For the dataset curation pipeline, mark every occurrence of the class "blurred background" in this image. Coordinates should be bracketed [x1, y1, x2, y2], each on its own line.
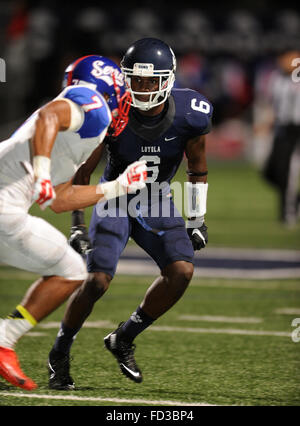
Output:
[0, 0, 299, 248]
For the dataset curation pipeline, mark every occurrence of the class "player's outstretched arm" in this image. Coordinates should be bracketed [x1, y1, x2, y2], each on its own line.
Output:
[31, 100, 74, 210]
[50, 160, 147, 213]
[184, 135, 208, 250]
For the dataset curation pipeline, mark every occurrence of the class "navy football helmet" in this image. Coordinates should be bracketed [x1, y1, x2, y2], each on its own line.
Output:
[121, 38, 176, 111]
[63, 55, 131, 136]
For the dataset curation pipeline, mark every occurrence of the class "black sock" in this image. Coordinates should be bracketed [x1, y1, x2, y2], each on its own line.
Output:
[51, 322, 81, 356]
[119, 306, 154, 343]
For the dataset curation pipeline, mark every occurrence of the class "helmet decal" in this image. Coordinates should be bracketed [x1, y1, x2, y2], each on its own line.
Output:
[63, 55, 131, 137]
[91, 60, 125, 87]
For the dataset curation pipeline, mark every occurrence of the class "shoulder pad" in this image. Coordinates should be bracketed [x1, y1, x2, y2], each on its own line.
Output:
[60, 86, 111, 138]
[173, 88, 213, 136]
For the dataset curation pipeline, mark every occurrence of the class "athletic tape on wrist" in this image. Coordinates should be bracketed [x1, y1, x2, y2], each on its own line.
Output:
[97, 180, 127, 200]
[185, 182, 208, 218]
[33, 155, 51, 179]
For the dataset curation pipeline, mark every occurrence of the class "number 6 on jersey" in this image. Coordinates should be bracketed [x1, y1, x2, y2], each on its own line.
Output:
[191, 98, 211, 114]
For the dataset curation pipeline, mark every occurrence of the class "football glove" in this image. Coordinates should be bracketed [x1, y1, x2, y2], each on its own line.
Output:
[68, 225, 92, 256]
[99, 160, 148, 200]
[32, 155, 56, 210]
[186, 219, 208, 251]
[117, 160, 148, 193]
[32, 177, 56, 210]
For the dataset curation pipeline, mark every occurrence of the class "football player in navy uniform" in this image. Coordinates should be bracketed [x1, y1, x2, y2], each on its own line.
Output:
[0, 55, 147, 390]
[48, 38, 212, 389]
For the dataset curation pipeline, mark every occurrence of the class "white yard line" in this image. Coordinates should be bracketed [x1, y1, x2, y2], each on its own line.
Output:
[0, 391, 216, 406]
[178, 315, 263, 324]
[26, 332, 48, 337]
[38, 321, 291, 338]
[274, 308, 300, 315]
[150, 325, 290, 337]
[39, 320, 115, 329]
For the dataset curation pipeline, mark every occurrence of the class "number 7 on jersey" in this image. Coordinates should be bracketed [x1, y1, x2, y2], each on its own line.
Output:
[83, 95, 103, 112]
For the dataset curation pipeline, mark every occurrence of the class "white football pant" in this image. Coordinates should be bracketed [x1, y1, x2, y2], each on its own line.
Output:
[0, 213, 87, 280]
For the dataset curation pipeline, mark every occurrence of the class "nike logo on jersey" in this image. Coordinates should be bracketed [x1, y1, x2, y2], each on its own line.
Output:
[165, 136, 177, 141]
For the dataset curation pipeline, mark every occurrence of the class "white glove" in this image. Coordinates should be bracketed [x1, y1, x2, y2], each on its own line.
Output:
[117, 160, 147, 193]
[99, 160, 147, 200]
[32, 177, 56, 210]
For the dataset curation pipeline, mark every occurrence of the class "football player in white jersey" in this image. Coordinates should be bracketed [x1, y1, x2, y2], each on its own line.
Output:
[0, 55, 147, 390]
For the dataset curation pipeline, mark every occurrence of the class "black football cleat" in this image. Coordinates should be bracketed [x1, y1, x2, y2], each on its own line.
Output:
[104, 323, 143, 383]
[48, 350, 75, 390]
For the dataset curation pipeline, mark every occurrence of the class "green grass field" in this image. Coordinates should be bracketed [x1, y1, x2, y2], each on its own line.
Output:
[0, 272, 299, 406]
[0, 160, 299, 406]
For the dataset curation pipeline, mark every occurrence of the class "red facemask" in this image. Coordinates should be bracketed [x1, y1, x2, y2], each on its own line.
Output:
[108, 73, 132, 137]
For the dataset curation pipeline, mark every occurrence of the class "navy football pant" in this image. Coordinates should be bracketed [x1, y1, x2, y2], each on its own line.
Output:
[87, 196, 194, 277]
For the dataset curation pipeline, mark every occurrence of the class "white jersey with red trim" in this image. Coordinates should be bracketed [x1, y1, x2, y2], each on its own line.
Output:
[0, 85, 111, 213]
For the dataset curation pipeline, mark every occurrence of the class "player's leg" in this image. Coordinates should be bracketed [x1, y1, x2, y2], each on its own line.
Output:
[103, 260, 193, 384]
[62, 272, 112, 329]
[140, 260, 194, 318]
[48, 206, 131, 389]
[0, 213, 87, 390]
[104, 201, 194, 383]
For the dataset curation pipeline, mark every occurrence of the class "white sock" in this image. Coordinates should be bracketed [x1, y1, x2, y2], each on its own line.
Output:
[0, 305, 37, 349]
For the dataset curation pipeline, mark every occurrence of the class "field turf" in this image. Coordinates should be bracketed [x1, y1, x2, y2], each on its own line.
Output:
[0, 272, 299, 406]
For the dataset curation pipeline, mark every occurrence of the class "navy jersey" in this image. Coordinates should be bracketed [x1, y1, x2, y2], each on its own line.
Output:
[103, 88, 213, 184]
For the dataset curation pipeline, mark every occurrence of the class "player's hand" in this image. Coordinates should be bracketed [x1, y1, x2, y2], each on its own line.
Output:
[68, 225, 92, 255]
[117, 160, 148, 193]
[32, 177, 56, 210]
[186, 219, 208, 250]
